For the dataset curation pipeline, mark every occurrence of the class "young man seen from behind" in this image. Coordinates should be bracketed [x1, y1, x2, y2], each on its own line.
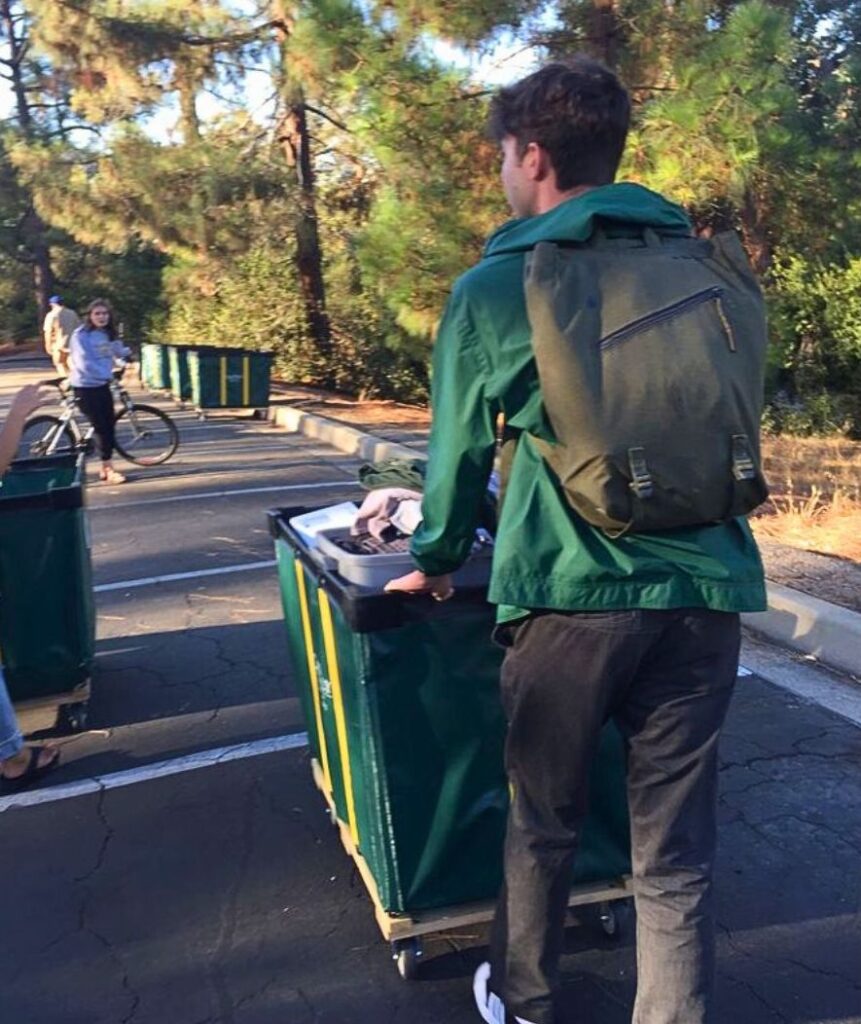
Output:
[386, 58, 767, 1024]
[43, 296, 81, 374]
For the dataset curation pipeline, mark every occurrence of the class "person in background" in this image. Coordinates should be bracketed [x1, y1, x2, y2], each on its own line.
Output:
[42, 296, 81, 373]
[60, 298, 131, 485]
[0, 383, 61, 792]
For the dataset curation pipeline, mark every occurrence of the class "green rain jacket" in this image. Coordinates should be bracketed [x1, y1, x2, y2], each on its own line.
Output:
[409, 183, 767, 621]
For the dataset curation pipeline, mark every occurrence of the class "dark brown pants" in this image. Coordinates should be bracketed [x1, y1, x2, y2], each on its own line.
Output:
[489, 608, 740, 1024]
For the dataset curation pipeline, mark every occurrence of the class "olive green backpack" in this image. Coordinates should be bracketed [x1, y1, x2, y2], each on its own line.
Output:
[524, 228, 769, 535]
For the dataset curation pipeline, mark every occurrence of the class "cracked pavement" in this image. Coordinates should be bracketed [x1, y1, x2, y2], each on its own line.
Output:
[1, 358, 860, 1023]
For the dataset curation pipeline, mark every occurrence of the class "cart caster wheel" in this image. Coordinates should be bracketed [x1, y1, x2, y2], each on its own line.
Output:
[597, 901, 624, 941]
[59, 702, 88, 733]
[197, 411, 206, 421]
[392, 938, 422, 980]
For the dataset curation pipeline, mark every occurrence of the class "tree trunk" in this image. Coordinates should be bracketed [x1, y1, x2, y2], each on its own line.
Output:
[271, 1, 333, 378]
[1, 0, 54, 323]
[176, 67, 215, 263]
[740, 187, 772, 276]
[589, 0, 620, 68]
[31, 230, 54, 319]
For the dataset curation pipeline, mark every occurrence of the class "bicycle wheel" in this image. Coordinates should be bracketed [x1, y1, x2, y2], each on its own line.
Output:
[16, 415, 79, 460]
[113, 404, 179, 466]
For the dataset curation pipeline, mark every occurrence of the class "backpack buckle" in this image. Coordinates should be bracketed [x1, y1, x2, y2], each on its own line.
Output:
[731, 434, 756, 481]
[627, 447, 654, 499]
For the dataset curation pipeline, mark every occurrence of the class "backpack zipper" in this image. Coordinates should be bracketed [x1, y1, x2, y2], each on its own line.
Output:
[600, 286, 736, 352]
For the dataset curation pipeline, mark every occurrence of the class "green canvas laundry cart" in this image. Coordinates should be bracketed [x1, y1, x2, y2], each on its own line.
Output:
[167, 344, 192, 402]
[187, 347, 273, 417]
[140, 342, 171, 391]
[0, 453, 94, 732]
[269, 504, 632, 979]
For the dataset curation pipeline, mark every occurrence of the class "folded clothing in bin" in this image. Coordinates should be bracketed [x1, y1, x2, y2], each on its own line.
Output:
[312, 526, 493, 589]
[289, 498, 494, 590]
[353, 487, 423, 540]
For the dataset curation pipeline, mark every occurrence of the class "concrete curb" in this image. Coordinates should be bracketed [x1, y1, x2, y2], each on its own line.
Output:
[743, 583, 860, 678]
[271, 403, 860, 679]
[269, 403, 424, 464]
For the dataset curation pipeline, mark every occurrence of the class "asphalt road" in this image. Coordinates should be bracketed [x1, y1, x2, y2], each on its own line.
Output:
[1, 356, 859, 1024]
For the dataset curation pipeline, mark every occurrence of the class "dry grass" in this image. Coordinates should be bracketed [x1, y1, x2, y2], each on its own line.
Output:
[753, 435, 861, 563]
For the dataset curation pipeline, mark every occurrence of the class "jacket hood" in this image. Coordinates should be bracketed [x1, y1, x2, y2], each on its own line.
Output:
[484, 183, 691, 258]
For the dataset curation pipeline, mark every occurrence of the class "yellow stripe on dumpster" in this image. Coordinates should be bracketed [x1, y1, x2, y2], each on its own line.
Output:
[219, 356, 227, 406]
[294, 561, 332, 795]
[242, 356, 250, 406]
[318, 587, 359, 847]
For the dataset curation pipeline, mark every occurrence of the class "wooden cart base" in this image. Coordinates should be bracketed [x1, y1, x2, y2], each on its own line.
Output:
[311, 758, 634, 979]
[14, 679, 91, 735]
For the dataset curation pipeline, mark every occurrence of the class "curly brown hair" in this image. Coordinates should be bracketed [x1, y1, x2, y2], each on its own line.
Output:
[488, 57, 630, 189]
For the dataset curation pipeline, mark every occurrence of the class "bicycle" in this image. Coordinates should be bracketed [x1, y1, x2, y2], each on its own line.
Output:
[18, 364, 180, 466]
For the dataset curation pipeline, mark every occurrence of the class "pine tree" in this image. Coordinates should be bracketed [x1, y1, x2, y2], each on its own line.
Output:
[0, 0, 58, 317]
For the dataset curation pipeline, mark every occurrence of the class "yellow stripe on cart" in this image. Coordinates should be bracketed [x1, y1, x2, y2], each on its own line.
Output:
[293, 561, 332, 795]
[318, 587, 360, 847]
[219, 356, 228, 406]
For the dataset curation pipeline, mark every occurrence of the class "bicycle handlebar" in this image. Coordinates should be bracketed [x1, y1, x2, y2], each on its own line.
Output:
[40, 360, 129, 389]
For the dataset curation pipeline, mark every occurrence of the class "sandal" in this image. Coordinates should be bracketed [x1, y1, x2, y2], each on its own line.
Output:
[0, 745, 61, 793]
[100, 467, 127, 484]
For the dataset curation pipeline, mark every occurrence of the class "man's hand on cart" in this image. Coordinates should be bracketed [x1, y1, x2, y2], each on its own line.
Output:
[384, 569, 454, 602]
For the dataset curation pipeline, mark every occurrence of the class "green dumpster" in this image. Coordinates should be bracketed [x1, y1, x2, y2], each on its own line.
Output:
[140, 341, 171, 390]
[0, 454, 94, 721]
[269, 505, 631, 917]
[187, 347, 273, 411]
[167, 344, 192, 401]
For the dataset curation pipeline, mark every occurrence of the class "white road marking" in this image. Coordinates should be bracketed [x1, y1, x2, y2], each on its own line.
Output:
[0, 731, 310, 814]
[741, 634, 861, 728]
[0, 656, 823, 816]
[172, 423, 272, 433]
[95, 560, 277, 592]
[88, 478, 352, 510]
[167, 446, 294, 459]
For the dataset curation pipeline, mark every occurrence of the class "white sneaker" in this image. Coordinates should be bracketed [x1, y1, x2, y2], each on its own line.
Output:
[473, 962, 538, 1024]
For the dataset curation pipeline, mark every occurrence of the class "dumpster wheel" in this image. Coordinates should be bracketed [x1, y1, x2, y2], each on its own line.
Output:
[599, 901, 618, 937]
[392, 937, 423, 980]
[597, 898, 632, 942]
[59, 701, 89, 733]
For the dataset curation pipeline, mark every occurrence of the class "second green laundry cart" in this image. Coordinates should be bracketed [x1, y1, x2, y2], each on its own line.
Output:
[0, 453, 95, 731]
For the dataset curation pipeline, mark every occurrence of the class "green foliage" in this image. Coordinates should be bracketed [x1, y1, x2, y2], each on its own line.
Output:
[0, 254, 37, 342]
[2, 0, 860, 420]
[56, 243, 168, 343]
[627, 3, 796, 203]
[155, 192, 429, 399]
[765, 252, 861, 435]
